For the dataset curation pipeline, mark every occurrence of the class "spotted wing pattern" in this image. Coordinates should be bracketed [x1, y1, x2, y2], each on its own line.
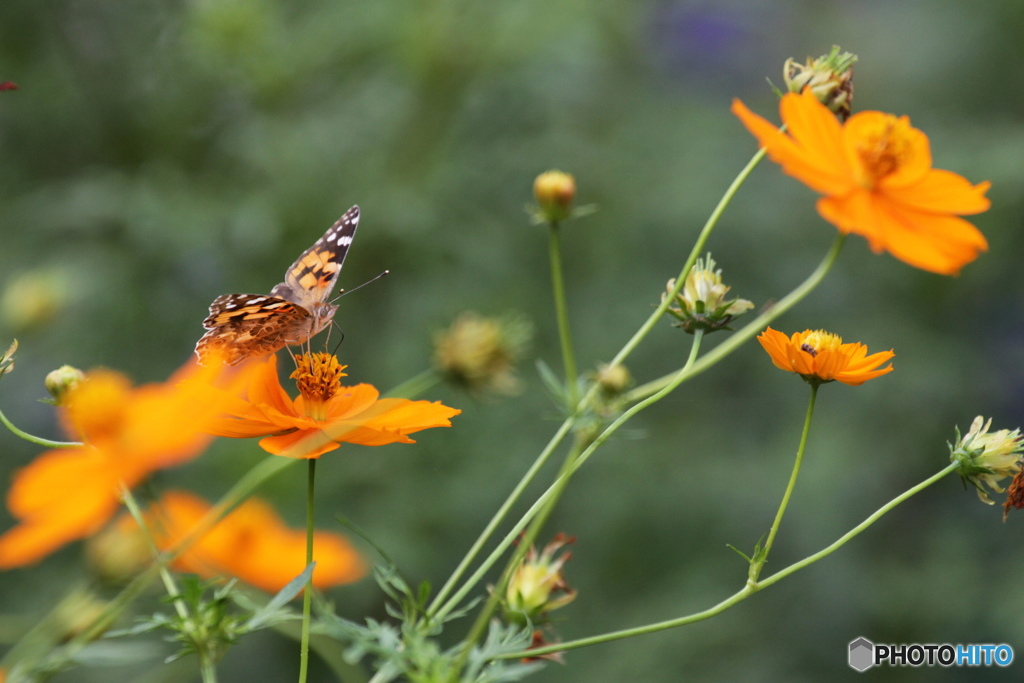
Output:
[195, 206, 360, 365]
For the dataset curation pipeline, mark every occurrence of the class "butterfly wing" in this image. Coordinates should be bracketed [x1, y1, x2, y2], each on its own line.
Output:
[195, 293, 314, 365]
[270, 205, 360, 311]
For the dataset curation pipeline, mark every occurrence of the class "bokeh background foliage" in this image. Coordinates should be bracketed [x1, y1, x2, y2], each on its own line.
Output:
[2, 0, 1024, 681]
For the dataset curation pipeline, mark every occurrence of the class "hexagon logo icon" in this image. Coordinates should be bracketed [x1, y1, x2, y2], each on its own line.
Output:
[849, 637, 875, 672]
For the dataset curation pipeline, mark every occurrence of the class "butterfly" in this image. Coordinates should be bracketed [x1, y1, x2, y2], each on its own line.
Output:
[195, 205, 360, 366]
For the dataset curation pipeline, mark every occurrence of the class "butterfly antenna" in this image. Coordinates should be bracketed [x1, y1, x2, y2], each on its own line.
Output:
[329, 270, 390, 304]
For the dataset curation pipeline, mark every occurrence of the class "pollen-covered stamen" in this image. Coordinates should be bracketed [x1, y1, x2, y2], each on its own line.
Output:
[290, 353, 347, 418]
[855, 116, 913, 186]
[800, 329, 843, 356]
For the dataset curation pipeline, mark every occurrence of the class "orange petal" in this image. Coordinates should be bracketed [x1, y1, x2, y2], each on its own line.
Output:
[884, 170, 991, 215]
[0, 449, 122, 567]
[259, 430, 341, 459]
[732, 95, 854, 196]
[248, 356, 298, 418]
[322, 383, 382, 420]
[817, 192, 888, 251]
[360, 400, 461, 434]
[869, 195, 988, 274]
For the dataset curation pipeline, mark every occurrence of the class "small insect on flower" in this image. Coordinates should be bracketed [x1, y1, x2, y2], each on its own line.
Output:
[757, 327, 894, 386]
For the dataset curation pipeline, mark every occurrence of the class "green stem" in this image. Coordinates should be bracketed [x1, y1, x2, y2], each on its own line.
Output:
[433, 147, 779, 625]
[455, 434, 586, 666]
[298, 458, 317, 683]
[750, 384, 818, 582]
[597, 147, 768, 385]
[625, 234, 847, 403]
[2, 455, 297, 679]
[120, 487, 189, 621]
[495, 462, 959, 660]
[428, 419, 574, 620]
[548, 221, 579, 411]
[564, 329, 704, 480]
[383, 369, 441, 400]
[452, 331, 708, 671]
[199, 649, 220, 683]
[0, 406, 80, 448]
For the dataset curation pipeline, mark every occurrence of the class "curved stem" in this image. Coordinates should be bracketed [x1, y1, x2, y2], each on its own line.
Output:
[383, 369, 441, 400]
[548, 221, 579, 411]
[0, 406, 80, 448]
[750, 384, 818, 582]
[495, 462, 958, 660]
[298, 458, 317, 683]
[429, 419, 574, 619]
[120, 487, 189, 620]
[452, 331, 708, 667]
[625, 234, 847, 402]
[598, 147, 768, 382]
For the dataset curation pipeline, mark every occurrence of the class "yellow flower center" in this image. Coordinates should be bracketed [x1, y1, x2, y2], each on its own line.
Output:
[854, 115, 914, 187]
[290, 353, 347, 421]
[800, 329, 842, 357]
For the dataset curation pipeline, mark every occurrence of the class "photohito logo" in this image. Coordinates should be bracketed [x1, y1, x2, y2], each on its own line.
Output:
[848, 637, 1014, 671]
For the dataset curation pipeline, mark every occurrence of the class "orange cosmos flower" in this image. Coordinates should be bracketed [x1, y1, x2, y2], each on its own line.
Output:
[732, 89, 991, 275]
[143, 490, 366, 592]
[205, 353, 460, 458]
[757, 327, 894, 386]
[0, 353, 247, 568]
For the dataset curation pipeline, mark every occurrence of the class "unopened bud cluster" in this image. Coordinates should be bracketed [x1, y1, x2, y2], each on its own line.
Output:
[949, 416, 1024, 506]
[663, 255, 753, 334]
[783, 46, 857, 120]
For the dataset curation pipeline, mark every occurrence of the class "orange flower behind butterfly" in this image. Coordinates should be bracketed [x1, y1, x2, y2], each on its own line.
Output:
[144, 490, 365, 592]
[205, 353, 460, 458]
[757, 327, 894, 386]
[732, 89, 991, 275]
[0, 353, 247, 568]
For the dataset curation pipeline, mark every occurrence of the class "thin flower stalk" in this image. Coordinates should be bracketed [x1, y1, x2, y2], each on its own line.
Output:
[749, 384, 818, 583]
[298, 459, 317, 683]
[426, 418, 574, 618]
[438, 331, 705, 631]
[548, 222, 579, 411]
[627, 234, 847, 402]
[594, 146, 768, 396]
[435, 145, 775, 626]
[120, 486, 190, 622]
[493, 462, 959, 661]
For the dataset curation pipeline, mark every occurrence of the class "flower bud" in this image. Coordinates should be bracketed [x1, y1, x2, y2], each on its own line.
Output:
[45, 365, 86, 405]
[1, 268, 69, 331]
[594, 362, 632, 397]
[533, 170, 577, 223]
[433, 312, 531, 396]
[503, 534, 576, 627]
[783, 46, 857, 120]
[85, 515, 151, 584]
[949, 416, 1024, 505]
[0, 339, 16, 378]
[663, 254, 754, 334]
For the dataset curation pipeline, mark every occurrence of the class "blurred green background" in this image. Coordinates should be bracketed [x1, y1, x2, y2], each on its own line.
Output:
[2, 0, 1024, 681]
